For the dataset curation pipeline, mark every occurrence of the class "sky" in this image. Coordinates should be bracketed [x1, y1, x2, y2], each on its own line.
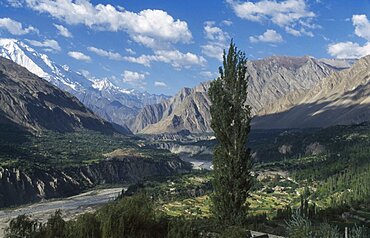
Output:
[0, 0, 370, 96]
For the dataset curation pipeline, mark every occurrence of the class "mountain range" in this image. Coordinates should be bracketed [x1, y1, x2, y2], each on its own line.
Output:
[131, 56, 357, 134]
[0, 38, 168, 131]
[253, 55, 370, 128]
[0, 56, 122, 134]
[2, 38, 367, 135]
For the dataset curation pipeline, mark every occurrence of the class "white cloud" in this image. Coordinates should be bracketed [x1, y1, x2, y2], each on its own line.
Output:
[88, 46, 124, 60]
[328, 14, 370, 59]
[352, 15, 370, 41]
[200, 71, 218, 79]
[68, 51, 91, 62]
[25, 39, 61, 51]
[285, 26, 302, 36]
[125, 48, 136, 55]
[201, 43, 226, 60]
[328, 41, 370, 59]
[53, 24, 72, 38]
[154, 50, 207, 69]
[227, 0, 316, 36]
[122, 70, 146, 83]
[222, 20, 233, 26]
[250, 29, 283, 43]
[0, 17, 38, 35]
[124, 50, 206, 69]
[123, 55, 157, 67]
[201, 21, 230, 60]
[204, 21, 229, 42]
[154, 81, 168, 87]
[122, 70, 147, 88]
[6, 0, 23, 7]
[24, 0, 192, 49]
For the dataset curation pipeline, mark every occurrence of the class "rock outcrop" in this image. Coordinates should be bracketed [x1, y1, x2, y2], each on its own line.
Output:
[0, 156, 191, 208]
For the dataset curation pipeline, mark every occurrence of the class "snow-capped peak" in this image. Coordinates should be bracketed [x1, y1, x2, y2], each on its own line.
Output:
[0, 38, 89, 92]
[0, 38, 50, 80]
[92, 78, 118, 91]
[0, 38, 170, 128]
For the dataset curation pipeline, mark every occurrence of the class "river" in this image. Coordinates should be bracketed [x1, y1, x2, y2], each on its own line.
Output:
[0, 187, 124, 237]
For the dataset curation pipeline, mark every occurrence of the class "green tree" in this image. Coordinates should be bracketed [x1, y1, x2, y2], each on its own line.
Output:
[209, 40, 253, 225]
[68, 213, 101, 238]
[43, 210, 67, 238]
[5, 214, 41, 238]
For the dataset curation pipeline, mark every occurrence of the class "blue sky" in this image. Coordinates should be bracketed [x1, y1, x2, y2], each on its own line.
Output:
[0, 0, 370, 95]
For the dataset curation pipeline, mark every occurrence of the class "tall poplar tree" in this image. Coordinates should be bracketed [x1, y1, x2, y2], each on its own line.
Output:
[209, 41, 253, 225]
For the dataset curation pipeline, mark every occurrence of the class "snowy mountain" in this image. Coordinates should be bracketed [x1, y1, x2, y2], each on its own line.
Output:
[0, 38, 169, 128]
[0, 56, 122, 134]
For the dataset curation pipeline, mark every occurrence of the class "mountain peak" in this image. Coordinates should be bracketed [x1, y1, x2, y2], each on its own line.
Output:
[133, 55, 344, 134]
[0, 38, 169, 130]
[92, 78, 118, 91]
[0, 56, 122, 134]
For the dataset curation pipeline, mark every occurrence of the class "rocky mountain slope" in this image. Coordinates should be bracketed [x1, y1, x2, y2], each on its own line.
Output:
[132, 56, 352, 134]
[0, 38, 168, 128]
[253, 55, 370, 128]
[0, 56, 122, 134]
[0, 156, 190, 208]
[131, 82, 211, 134]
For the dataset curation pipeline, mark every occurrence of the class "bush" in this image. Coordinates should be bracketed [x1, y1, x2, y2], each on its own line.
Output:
[41, 210, 67, 238]
[285, 211, 312, 238]
[67, 213, 101, 238]
[5, 214, 41, 238]
[316, 223, 340, 238]
[349, 225, 370, 238]
[98, 193, 166, 238]
[167, 220, 200, 238]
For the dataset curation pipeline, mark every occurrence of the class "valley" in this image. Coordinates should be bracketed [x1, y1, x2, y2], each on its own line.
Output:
[1, 34, 370, 236]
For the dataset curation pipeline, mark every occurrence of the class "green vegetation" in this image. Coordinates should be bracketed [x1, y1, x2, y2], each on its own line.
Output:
[209, 41, 253, 225]
[5, 123, 370, 236]
[0, 130, 177, 170]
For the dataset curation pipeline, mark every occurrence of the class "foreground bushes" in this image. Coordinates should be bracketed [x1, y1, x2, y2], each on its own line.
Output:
[286, 211, 369, 238]
[5, 194, 167, 238]
[6, 194, 370, 238]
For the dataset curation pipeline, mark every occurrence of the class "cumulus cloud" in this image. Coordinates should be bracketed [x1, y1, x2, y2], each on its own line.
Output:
[328, 42, 370, 59]
[201, 21, 230, 60]
[88, 46, 124, 60]
[328, 15, 370, 59]
[25, 39, 61, 51]
[124, 50, 206, 69]
[23, 0, 192, 49]
[53, 24, 72, 38]
[352, 15, 370, 41]
[201, 44, 226, 60]
[227, 0, 316, 36]
[122, 70, 147, 87]
[0, 17, 38, 35]
[154, 81, 168, 87]
[250, 29, 283, 43]
[123, 55, 157, 67]
[204, 21, 229, 42]
[68, 51, 91, 62]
